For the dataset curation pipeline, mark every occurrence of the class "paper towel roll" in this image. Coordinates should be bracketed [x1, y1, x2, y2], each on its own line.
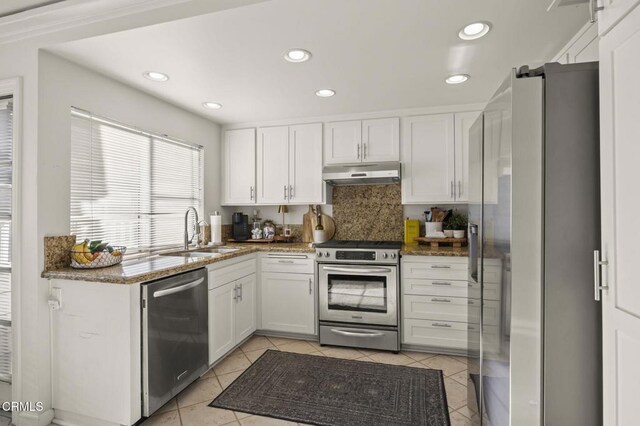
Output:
[210, 211, 222, 244]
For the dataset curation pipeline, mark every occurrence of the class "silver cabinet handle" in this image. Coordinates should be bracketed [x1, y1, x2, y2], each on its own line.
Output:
[357, 144, 361, 159]
[233, 284, 238, 301]
[283, 185, 287, 200]
[468, 300, 476, 305]
[432, 322, 452, 328]
[431, 298, 451, 303]
[432, 281, 451, 286]
[153, 278, 204, 298]
[238, 283, 243, 301]
[363, 143, 367, 159]
[250, 186, 254, 200]
[430, 265, 451, 269]
[289, 185, 294, 199]
[458, 181, 461, 199]
[330, 328, 383, 337]
[308, 277, 312, 295]
[451, 181, 454, 198]
[278, 260, 295, 264]
[594, 249, 609, 301]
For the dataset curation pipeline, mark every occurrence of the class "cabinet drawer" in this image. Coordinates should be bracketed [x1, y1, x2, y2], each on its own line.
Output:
[261, 254, 314, 274]
[402, 258, 468, 280]
[402, 318, 468, 350]
[403, 294, 468, 323]
[208, 258, 256, 289]
[403, 278, 469, 297]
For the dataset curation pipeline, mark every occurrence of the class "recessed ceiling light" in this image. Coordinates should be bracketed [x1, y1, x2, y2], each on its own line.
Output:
[284, 49, 312, 63]
[315, 89, 335, 97]
[458, 22, 491, 40]
[445, 74, 470, 85]
[143, 71, 169, 82]
[202, 102, 222, 109]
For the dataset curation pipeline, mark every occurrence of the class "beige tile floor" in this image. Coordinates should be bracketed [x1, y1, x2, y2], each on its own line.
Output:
[141, 336, 472, 426]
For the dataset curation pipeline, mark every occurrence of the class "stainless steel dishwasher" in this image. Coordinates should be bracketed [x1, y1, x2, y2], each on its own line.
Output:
[142, 268, 209, 416]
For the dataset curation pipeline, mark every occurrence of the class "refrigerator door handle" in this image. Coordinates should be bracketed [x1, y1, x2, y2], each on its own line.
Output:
[469, 224, 479, 282]
[593, 249, 609, 301]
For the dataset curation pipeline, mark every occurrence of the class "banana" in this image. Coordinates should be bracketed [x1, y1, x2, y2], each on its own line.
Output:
[72, 240, 92, 264]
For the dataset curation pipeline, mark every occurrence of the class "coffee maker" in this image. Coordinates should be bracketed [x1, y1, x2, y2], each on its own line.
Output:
[232, 212, 250, 240]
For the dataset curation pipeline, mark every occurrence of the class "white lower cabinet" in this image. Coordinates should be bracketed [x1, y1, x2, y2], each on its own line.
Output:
[208, 257, 257, 365]
[401, 255, 502, 353]
[261, 272, 315, 335]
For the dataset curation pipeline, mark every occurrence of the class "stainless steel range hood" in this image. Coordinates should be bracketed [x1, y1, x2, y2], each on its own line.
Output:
[322, 162, 401, 186]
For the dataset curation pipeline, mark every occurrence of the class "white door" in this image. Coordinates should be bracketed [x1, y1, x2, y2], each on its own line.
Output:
[401, 114, 455, 203]
[324, 120, 361, 165]
[261, 272, 315, 334]
[362, 117, 399, 163]
[223, 128, 256, 205]
[234, 274, 256, 343]
[257, 126, 290, 204]
[454, 111, 480, 202]
[599, 7, 640, 425]
[289, 123, 323, 204]
[209, 282, 236, 364]
[597, 0, 640, 36]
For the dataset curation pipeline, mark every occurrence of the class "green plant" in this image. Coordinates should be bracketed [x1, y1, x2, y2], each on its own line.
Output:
[447, 211, 468, 231]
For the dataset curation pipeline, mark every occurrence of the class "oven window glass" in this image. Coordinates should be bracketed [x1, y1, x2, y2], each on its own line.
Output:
[327, 274, 387, 313]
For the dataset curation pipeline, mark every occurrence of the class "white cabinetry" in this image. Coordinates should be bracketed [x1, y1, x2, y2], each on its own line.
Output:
[223, 128, 256, 205]
[402, 114, 455, 203]
[597, 0, 640, 36]
[208, 256, 257, 364]
[555, 23, 599, 64]
[324, 118, 399, 165]
[260, 254, 315, 335]
[401, 256, 501, 354]
[256, 123, 323, 204]
[454, 111, 481, 202]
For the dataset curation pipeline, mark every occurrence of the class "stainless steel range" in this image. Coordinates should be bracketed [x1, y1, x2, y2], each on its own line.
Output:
[316, 240, 401, 352]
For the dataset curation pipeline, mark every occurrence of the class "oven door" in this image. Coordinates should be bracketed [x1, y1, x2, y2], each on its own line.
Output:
[318, 264, 398, 327]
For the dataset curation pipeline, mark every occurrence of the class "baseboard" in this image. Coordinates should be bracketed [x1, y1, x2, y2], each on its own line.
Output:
[50, 408, 122, 426]
[254, 329, 318, 341]
[400, 343, 468, 357]
[16, 408, 54, 426]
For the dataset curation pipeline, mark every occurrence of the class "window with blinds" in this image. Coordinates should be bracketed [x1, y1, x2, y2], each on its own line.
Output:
[0, 96, 13, 383]
[70, 108, 204, 254]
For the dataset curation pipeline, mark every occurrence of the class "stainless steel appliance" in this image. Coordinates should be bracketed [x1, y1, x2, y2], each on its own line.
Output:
[467, 62, 601, 425]
[232, 212, 250, 240]
[322, 162, 401, 186]
[316, 240, 401, 352]
[142, 268, 209, 416]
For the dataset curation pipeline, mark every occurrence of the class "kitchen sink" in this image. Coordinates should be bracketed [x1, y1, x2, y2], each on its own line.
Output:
[159, 247, 239, 258]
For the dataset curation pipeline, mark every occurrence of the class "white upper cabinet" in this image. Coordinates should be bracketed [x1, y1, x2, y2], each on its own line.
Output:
[256, 123, 323, 205]
[324, 118, 399, 165]
[223, 128, 256, 205]
[362, 117, 400, 162]
[324, 120, 362, 164]
[257, 126, 290, 204]
[402, 114, 456, 203]
[454, 111, 481, 202]
[598, 0, 640, 35]
[289, 123, 323, 203]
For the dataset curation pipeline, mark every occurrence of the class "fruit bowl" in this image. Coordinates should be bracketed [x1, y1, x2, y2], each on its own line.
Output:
[70, 240, 127, 269]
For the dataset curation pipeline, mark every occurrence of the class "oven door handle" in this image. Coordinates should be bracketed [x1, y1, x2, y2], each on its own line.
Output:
[322, 266, 392, 274]
[330, 328, 384, 338]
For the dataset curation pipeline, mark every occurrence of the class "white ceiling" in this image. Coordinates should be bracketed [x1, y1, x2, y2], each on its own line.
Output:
[48, 0, 589, 125]
[0, 0, 65, 17]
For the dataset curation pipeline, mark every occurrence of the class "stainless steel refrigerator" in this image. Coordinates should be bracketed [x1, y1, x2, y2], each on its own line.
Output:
[466, 62, 602, 426]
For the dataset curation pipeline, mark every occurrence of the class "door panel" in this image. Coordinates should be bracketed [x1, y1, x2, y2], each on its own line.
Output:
[600, 7, 640, 424]
[324, 121, 361, 165]
[401, 114, 455, 203]
[362, 117, 399, 162]
[209, 282, 235, 364]
[261, 272, 315, 334]
[454, 112, 481, 201]
[224, 128, 255, 204]
[257, 126, 289, 204]
[289, 123, 322, 203]
[234, 274, 256, 343]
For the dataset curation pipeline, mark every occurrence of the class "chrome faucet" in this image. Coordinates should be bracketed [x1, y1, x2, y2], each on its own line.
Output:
[184, 207, 201, 250]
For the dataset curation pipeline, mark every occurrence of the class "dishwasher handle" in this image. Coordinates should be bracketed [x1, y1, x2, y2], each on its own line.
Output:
[153, 277, 205, 298]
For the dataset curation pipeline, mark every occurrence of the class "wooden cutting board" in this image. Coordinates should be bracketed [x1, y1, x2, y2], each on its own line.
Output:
[302, 205, 336, 243]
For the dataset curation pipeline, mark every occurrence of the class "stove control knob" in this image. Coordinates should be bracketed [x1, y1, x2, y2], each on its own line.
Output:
[324, 251, 330, 258]
[382, 252, 388, 259]
[316, 251, 322, 257]
[390, 253, 397, 259]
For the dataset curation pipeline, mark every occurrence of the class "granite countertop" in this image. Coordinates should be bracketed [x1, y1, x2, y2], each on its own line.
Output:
[42, 243, 315, 285]
[400, 244, 469, 257]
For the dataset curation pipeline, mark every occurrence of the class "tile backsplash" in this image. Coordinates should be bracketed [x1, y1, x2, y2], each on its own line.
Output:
[331, 184, 403, 241]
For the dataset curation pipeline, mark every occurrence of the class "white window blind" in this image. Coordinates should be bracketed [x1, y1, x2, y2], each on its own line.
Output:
[0, 96, 13, 383]
[70, 108, 203, 254]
